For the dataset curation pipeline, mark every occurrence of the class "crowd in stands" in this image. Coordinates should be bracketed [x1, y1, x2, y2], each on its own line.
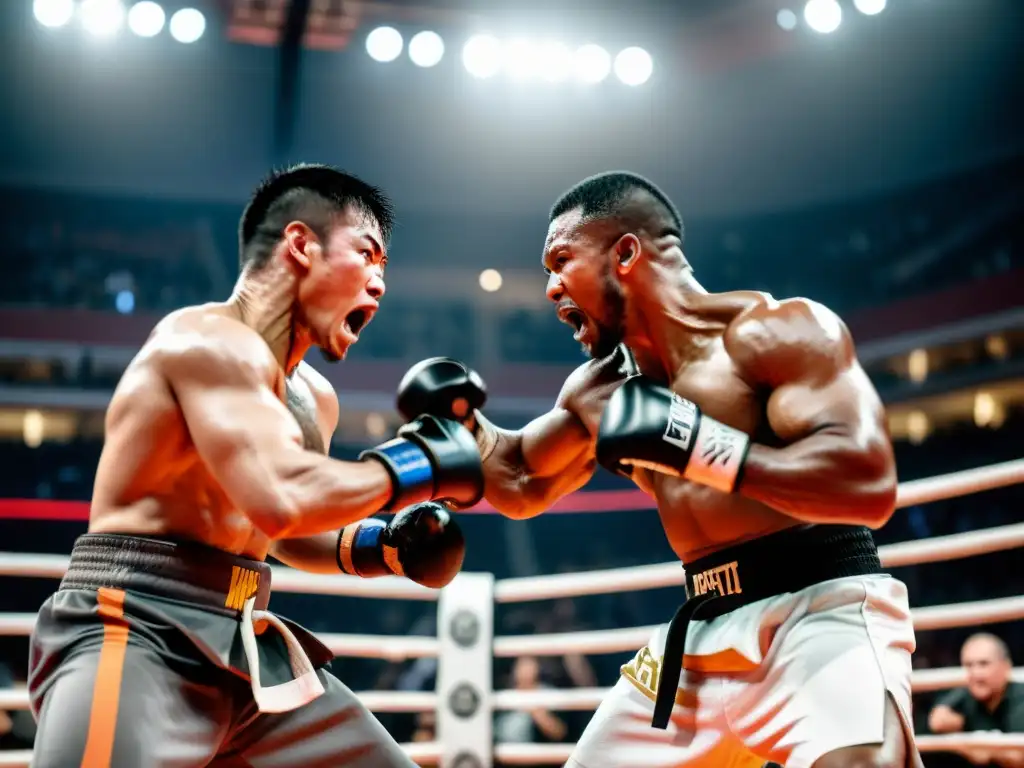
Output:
[1, 157, 1022, 367]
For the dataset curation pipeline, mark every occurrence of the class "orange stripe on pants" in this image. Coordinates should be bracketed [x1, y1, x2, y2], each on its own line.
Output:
[81, 587, 129, 768]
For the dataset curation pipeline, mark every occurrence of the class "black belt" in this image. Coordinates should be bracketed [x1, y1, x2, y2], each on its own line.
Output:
[60, 533, 273, 617]
[651, 524, 882, 729]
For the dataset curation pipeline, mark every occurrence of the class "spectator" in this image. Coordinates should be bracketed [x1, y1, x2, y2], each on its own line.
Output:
[929, 633, 1024, 767]
[494, 656, 566, 747]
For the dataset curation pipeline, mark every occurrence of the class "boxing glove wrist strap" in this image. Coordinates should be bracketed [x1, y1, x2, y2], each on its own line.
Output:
[682, 411, 751, 494]
[336, 519, 405, 578]
[359, 438, 434, 511]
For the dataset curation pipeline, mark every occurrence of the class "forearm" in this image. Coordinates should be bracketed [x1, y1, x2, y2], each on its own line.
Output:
[738, 430, 897, 528]
[475, 414, 592, 519]
[270, 531, 344, 574]
[247, 454, 393, 539]
[530, 709, 567, 741]
[996, 750, 1024, 768]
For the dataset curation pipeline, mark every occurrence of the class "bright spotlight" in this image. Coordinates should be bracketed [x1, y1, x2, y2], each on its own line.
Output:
[504, 39, 541, 80]
[804, 0, 842, 34]
[463, 34, 502, 79]
[776, 8, 799, 31]
[614, 47, 653, 86]
[538, 41, 572, 82]
[23, 410, 45, 450]
[574, 44, 611, 84]
[34, 0, 75, 28]
[169, 7, 205, 43]
[366, 26, 403, 63]
[128, 1, 165, 37]
[409, 30, 444, 68]
[479, 269, 503, 293]
[80, 0, 126, 37]
[853, 0, 887, 15]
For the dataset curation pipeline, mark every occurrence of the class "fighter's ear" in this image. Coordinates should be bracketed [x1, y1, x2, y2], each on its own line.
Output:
[282, 221, 319, 271]
[613, 233, 642, 276]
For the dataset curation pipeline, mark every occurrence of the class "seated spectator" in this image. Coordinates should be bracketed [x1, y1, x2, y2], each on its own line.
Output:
[494, 656, 566, 761]
[929, 633, 1024, 767]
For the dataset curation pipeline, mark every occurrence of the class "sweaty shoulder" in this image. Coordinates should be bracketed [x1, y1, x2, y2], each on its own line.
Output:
[146, 305, 279, 388]
[724, 297, 855, 387]
[294, 361, 340, 426]
[555, 346, 630, 412]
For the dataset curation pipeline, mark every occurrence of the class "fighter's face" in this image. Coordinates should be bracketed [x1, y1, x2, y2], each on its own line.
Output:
[543, 211, 625, 360]
[961, 638, 1010, 704]
[289, 211, 386, 362]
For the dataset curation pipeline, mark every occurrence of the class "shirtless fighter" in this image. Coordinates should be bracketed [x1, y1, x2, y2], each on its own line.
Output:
[28, 164, 483, 767]
[396, 172, 921, 767]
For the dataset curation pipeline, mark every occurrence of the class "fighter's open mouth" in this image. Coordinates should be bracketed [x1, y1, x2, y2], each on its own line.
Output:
[565, 309, 585, 332]
[346, 309, 369, 335]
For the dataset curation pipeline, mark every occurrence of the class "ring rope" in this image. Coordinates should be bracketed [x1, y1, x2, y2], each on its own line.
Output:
[492, 522, 1024, 603]
[0, 552, 438, 602]
[1, 733, 1023, 768]
[2, 666, 1024, 714]
[1, 593, 1019, 660]
[895, 457, 1024, 508]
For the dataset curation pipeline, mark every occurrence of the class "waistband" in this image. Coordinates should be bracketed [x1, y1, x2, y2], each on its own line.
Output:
[60, 534, 272, 617]
[652, 524, 881, 729]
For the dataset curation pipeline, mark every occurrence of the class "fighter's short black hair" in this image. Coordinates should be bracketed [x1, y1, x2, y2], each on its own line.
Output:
[238, 163, 394, 271]
[549, 171, 683, 241]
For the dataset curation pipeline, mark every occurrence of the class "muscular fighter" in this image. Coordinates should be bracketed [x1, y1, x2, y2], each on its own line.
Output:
[397, 172, 921, 768]
[28, 164, 482, 767]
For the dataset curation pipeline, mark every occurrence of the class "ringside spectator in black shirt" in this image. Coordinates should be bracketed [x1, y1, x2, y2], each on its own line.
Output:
[929, 633, 1024, 767]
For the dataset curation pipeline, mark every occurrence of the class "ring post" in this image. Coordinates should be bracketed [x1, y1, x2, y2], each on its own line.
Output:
[436, 572, 494, 768]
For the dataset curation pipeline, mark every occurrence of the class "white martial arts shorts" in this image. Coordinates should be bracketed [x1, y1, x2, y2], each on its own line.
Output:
[567, 572, 922, 768]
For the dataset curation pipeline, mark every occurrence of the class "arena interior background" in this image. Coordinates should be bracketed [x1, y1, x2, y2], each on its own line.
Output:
[0, 0, 1022, 765]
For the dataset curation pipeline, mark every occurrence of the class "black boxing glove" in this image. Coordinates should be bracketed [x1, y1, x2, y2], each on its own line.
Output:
[596, 376, 751, 493]
[396, 357, 487, 425]
[359, 415, 484, 510]
[336, 502, 465, 589]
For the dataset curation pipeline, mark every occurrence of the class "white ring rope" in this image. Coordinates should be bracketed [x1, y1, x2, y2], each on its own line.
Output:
[3, 666, 1024, 714]
[0, 733, 1023, 768]
[492, 522, 1024, 603]
[0, 553, 438, 601]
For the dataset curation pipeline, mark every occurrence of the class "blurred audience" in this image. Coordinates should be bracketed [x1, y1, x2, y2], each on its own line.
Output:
[929, 634, 1024, 767]
[494, 656, 566, 768]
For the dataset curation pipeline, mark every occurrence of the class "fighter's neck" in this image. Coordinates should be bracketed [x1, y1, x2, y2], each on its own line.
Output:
[624, 275, 726, 383]
[228, 268, 311, 375]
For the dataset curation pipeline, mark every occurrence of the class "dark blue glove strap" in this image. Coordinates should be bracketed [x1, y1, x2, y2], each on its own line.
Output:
[361, 438, 435, 511]
[337, 519, 393, 578]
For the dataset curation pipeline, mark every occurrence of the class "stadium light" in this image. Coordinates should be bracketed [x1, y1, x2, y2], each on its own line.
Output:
[366, 26, 403, 63]
[80, 0, 126, 37]
[33, 0, 75, 28]
[853, 0, 887, 15]
[479, 269, 503, 292]
[776, 8, 799, 31]
[574, 44, 611, 84]
[614, 47, 653, 86]
[804, 0, 842, 34]
[537, 41, 573, 83]
[463, 34, 502, 79]
[169, 7, 205, 43]
[409, 31, 444, 68]
[503, 39, 541, 80]
[127, 1, 165, 38]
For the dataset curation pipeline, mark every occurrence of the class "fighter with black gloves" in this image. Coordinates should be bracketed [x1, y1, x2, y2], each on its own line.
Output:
[391, 172, 913, 768]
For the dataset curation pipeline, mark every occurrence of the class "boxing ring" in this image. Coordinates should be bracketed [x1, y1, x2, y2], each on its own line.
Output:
[0, 458, 1022, 766]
